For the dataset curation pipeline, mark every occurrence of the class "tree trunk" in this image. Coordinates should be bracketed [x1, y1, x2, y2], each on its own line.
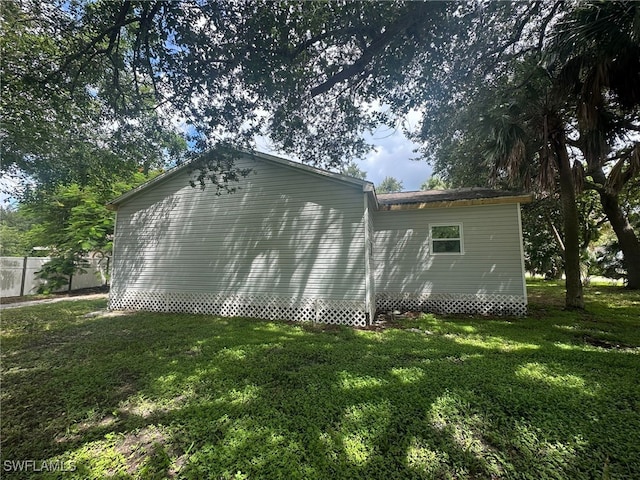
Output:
[598, 189, 640, 289]
[553, 135, 585, 309]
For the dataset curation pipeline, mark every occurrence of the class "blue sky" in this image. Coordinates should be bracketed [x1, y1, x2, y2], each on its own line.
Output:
[255, 106, 433, 191]
[256, 126, 432, 192]
[359, 127, 433, 191]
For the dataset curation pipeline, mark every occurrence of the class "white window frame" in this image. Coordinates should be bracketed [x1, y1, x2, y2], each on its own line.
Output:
[430, 223, 464, 255]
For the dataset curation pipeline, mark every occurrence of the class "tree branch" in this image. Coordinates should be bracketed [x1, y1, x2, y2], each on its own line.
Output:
[493, 2, 542, 63]
[618, 120, 640, 132]
[479, 1, 543, 78]
[536, 0, 564, 51]
[547, 214, 566, 254]
[140, 1, 163, 100]
[310, 3, 431, 97]
[46, 1, 136, 84]
[289, 26, 365, 59]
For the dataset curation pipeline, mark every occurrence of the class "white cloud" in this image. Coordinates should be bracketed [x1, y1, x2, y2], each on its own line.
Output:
[248, 104, 433, 192]
[359, 123, 432, 191]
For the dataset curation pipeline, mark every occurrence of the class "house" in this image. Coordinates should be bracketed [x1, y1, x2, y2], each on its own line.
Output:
[107, 151, 531, 326]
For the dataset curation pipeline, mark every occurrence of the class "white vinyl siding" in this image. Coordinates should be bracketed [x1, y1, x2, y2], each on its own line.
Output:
[111, 155, 367, 302]
[373, 203, 526, 296]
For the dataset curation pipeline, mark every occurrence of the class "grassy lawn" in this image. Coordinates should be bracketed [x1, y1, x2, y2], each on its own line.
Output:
[1, 281, 639, 479]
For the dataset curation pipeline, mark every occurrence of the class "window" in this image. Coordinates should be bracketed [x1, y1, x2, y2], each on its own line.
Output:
[430, 224, 463, 254]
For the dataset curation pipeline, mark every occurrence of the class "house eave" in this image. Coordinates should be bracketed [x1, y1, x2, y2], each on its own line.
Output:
[252, 150, 373, 191]
[378, 194, 534, 211]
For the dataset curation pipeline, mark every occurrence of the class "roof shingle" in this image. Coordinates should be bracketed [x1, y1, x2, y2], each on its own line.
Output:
[377, 188, 532, 209]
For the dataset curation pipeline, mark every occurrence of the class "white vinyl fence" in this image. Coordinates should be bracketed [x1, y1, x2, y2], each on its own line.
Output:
[0, 256, 109, 298]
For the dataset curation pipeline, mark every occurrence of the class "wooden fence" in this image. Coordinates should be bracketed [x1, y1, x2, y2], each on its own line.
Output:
[0, 256, 109, 298]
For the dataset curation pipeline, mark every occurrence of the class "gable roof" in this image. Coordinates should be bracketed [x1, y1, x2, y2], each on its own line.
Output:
[107, 150, 375, 210]
[377, 188, 533, 211]
[107, 150, 532, 212]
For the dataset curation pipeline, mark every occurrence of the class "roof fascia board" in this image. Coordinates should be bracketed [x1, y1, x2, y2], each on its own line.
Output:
[106, 161, 192, 210]
[378, 194, 534, 211]
[249, 151, 373, 191]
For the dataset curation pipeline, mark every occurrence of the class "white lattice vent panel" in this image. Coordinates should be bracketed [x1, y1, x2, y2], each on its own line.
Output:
[315, 299, 368, 327]
[376, 292, 527, 316]
[109, 290, 368, 325]
[109, 290, 167, 312]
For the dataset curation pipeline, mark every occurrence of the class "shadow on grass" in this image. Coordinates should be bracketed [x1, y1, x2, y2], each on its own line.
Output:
[1, 299, 639, 479]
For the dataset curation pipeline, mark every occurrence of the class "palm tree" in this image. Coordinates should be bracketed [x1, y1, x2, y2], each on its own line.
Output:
[479, 62, 585, 308]
[552, 0, 640, 288]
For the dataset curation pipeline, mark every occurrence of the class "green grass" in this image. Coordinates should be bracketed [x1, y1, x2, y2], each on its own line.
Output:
[1, 282, 639, 479]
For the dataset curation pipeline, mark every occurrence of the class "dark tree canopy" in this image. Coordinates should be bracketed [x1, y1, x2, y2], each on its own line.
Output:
[1, 0, 554, 186]
[1, 1, 186, 192]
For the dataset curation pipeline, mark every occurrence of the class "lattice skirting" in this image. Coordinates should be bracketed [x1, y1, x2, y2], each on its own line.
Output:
[376, 292, 527, 316]
[109, 290, 368, 327]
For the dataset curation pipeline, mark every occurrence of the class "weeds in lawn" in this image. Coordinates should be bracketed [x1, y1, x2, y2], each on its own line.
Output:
[1, 282, 639, 479]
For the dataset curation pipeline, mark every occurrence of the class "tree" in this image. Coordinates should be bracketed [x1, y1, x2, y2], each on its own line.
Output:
[13, 171, 155, 289]
[422, 56, 586, 308]
[22, 172, 154, 255]
[521, 198, 565, 280]
[490, 64, 584, 308]
[550, 1, 640, 288]
[420, 175, 448, 191]
[591, 178, 640, 283]
[422, 3, 640, 295]
[1, 0, 186, 193]
[438, 2, 640, 290]
[1, 1, 554, 187]
[377, 176, 403, 194]
[522, 192, 608, 282]
[0, 206, 33, 256]
[340, 162, 368, 181]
